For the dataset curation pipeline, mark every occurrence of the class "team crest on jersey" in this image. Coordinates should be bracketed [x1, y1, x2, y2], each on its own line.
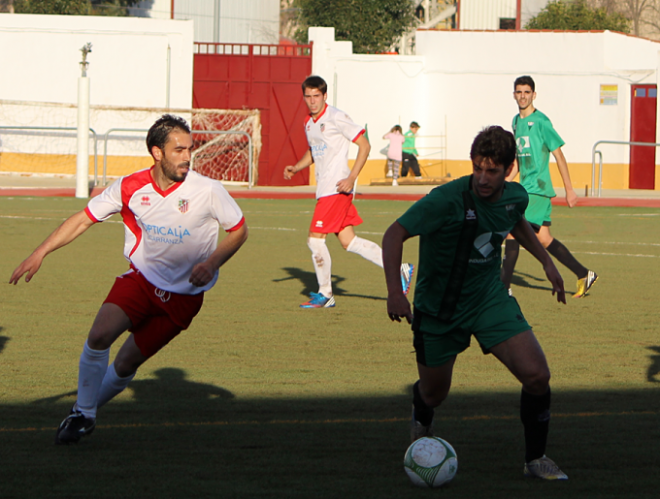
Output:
[320, 123, 325, 132]
[178, 199, 189, 214]
[141, 196, 151, 206]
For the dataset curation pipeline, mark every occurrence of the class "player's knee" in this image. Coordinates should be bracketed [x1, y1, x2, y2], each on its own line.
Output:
[113, 357, 140, 378]
[419, 383, 449, 408]
[523, 367, 551, 395]
[87, 329, 115, 350]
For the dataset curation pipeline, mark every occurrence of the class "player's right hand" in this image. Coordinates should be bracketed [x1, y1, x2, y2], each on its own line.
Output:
[9, 254, 43, 285]
[283, 165, 296, 180]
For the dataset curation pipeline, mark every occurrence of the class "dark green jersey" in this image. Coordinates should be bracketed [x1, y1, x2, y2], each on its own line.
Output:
[512, 109, 564, 198]
[398, 175, 528, 319]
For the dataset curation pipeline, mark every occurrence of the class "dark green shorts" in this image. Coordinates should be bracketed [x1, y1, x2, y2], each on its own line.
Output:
[525, 194, 553, 228]
[412, 288, 531, 367]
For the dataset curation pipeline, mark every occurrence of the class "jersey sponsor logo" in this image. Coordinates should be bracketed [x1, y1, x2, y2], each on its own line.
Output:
[311, 142, 327, 158]
[516, 136, 531, 155]
[306, 124, 311, 132]
[472, 231, 510, 258]
[178, 199, 189, 214]
[144, 224, 191, 245]
[141, 196, 151, 206]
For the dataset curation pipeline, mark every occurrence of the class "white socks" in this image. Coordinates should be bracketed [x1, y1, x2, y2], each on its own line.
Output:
[346, 236, 384, 267]
[75, 341, 110, 419]
[307, 237, 333, 297]
[97, 362, 136, 409]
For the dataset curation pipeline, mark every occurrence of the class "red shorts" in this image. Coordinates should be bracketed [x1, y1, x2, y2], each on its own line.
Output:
[103, 269, 204, 358]
[310, 193, 363, 234]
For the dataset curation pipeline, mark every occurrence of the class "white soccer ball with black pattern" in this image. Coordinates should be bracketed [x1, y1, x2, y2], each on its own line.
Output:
[404, 436, 458, 488]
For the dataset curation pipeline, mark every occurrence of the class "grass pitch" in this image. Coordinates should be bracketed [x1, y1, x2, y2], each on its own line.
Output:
[1, 196, 659, 498]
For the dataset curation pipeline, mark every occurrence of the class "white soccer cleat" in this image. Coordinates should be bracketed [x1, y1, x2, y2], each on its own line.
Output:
[524, 455, 568, 480]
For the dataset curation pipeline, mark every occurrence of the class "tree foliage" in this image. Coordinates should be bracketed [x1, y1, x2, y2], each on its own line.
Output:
[526, 0, 630, 32]
[293, 0, 417, 53]
[14, 0, 89, 15]
[14, 0, 140, 16]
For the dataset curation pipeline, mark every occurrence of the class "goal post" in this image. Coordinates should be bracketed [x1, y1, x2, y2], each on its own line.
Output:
[0, 101, 262, 187]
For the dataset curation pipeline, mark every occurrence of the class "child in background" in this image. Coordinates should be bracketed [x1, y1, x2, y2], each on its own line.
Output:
[383, 125, 405, 186]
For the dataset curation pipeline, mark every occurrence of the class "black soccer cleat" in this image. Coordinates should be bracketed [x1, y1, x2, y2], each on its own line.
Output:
[55, 408, 96, 445]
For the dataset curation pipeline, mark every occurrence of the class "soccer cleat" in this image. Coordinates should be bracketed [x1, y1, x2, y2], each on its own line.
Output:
[386, 170, 393, 178]
[573, 270, 598, 298]
[524, 456, 568, 480]
[400, 263, 415, 296]
[410, 408, 434, 443]
[508, 288, 513, 297]
[300, 292, 335, 309]
[55, 408, 96, 445]
[392, 179, 399, 186]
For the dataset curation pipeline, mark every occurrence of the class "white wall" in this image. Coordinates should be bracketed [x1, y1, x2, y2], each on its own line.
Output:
[0, 14, 194, 109]
[310, 27, 660, 169]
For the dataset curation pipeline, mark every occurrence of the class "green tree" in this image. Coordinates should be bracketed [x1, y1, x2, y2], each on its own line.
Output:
[526, 0, 630, 31]
[14, 0, 140, 16]
[293, 0, 417, 53]
[14, 0, 89, 15]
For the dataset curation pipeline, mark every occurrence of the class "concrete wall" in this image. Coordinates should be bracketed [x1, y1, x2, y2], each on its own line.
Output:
[0, 14, 194, 109]
[309, 27, 660, 190]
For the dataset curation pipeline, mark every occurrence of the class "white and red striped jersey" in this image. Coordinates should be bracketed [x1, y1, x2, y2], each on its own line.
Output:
[304, 104, 365, 199]
[85, 168, 245, 295]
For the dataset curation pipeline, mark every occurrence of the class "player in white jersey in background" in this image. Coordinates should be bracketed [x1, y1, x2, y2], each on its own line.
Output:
[10, 115, 248, 444]
[284, 76, 414, 308]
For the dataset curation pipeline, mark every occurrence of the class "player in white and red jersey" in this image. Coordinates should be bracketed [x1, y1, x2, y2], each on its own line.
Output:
[10, 115, 248, 444]
[284, 76, 414, 308]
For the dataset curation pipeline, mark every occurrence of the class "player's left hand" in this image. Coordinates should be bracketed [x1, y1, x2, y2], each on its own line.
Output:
[565, 188, 578, 208]
[543, 262, 566, 304]
[387, 292, 413, 324]
[189, 262, 215, 287]
[336, 177, 355, 194]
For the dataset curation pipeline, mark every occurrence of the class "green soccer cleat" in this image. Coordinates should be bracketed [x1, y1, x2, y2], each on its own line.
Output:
[573, 270, 598, 298]
[524, 456, 568, 480]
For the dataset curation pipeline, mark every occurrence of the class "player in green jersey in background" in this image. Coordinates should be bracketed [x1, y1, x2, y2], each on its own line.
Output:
[502, 75, 597, 298]
[383, 126, 568, 480]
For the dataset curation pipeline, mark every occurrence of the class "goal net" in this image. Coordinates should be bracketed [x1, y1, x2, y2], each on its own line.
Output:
[0, 100, 261, 185]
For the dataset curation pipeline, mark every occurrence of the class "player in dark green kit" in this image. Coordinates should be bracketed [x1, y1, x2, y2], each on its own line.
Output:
[383, 126, 568, 480]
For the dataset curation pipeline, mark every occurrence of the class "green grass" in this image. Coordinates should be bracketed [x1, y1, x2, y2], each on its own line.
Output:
[1, 196, 659, 498]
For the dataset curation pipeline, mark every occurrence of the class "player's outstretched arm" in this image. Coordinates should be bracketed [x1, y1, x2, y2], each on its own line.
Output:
[510, 217, 566, 304]
[9, 210, 96, 285]
[382, 221, 413, 323]
[337, 134, 371, 193]
[189, 224, 249, 287]
[284, 150, 313, 180]
[551, 147, 578, 208]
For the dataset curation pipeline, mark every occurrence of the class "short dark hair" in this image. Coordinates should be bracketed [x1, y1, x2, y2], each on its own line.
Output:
[410, 121, 420, 128]
[302, 75, 327, 95]
[470, 126, 516, 167]
[146, 114, 191, 154]
[514, 75, 535, 91]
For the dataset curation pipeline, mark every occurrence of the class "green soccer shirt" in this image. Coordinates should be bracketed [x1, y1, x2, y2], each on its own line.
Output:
[398, 176, 528, 319]
[512, 110, 564, 198]
[403, 130, 418, 155]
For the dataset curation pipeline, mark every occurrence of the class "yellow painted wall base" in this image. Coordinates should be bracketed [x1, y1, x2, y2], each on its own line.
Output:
[0, 152, 152, 177]
[352, 158, 660, 191]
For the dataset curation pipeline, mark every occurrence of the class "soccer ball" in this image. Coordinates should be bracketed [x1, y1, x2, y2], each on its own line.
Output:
[404, 437, 458, 488]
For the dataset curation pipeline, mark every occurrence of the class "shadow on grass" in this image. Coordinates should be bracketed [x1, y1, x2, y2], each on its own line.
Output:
[274, 267, 386, 301]
[647, 346, 660, 383]
[2, 371, 659, 499]
[511, 271, 553, 292]
[0, 333, 8, 354]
